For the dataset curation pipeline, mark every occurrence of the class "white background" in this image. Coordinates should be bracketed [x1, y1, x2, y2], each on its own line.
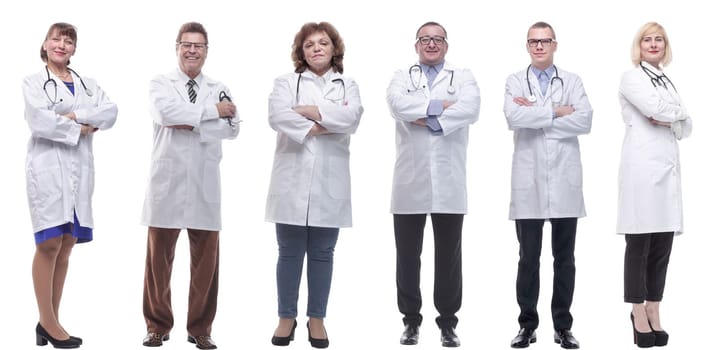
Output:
[1, 0, 711, 349]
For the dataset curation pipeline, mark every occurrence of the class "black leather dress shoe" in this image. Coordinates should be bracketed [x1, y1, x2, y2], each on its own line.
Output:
[400, 324, 419, 345]
[510, 328, 536, 348]
[143, 332, 169, 347]
[440, 327, 460, 347]
[554, 329, 579, 349]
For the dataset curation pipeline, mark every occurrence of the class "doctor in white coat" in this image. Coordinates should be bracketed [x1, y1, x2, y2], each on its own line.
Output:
[140, 22, 238, 350]
[24, 22, 117, 349]
[617, 22, 691, 348]
[504, 22, 592, 350]
[266, 22, 362, 349]
[386, 21, 480, 348]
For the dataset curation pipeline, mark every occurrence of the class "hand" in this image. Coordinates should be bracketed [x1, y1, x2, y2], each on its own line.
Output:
[80, 124, 98, 135]
[513, 97, 533, 106]
[308, 123, 329, 136]
[443, 100, 455, 109]
[216, 100, 236, 118]
[293, 105, 321, 121]
[648, 117, 671, 127]
[411, 118, 428, 127]
[62, 112, 77, 121]
[553, 105, 575, 118]
[167, 124, 194, 130]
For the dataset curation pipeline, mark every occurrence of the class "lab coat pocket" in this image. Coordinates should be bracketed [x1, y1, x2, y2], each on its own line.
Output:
[27, 167, 62, 216]
[511, 166, 534, 190]
[566, 163, 583, 188]
[202, 161, 221, 204]
[268, 153, 295, 195]
[149, 160, 172, 201]
[327, 156, 351, 199]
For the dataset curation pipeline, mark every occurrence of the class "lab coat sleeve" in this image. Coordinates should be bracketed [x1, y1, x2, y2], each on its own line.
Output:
[544, 75, 592, 139]
[196, 85, 240, 142]
[439, 69, 480, 136]
[22, 75, 81, 145]
[503, 74, 552, 130]
[149, 75, 203, 128]
[72, 79, 118, 131]
[386, 70, 429, 122]
[619, 70, 687, 123]
[268, 75, 314, 144]
[316, 78, 363, 134]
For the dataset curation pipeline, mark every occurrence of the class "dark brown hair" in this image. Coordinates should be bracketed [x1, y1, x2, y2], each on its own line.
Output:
[291, 22, 345, 74]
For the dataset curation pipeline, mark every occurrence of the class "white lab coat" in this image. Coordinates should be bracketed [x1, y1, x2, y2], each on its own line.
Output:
[504, 67, 593, 220]
[265, 70, 363, 228]
[141, 69, 239, 231]
[616, 62, 691, 235]
[387, 62, 480, 214]
[23, 68, 117, 233]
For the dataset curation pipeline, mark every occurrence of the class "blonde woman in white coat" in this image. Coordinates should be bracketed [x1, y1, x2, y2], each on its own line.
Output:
[617, 22, 691, 348]
[24, 22, 117, 348]
[267, 22, 362, 349]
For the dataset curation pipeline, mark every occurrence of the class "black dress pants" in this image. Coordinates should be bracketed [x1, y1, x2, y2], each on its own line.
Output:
[624, 232, 674, 303]
[515, 218, 577, 331]
[394, 213, 463, 329]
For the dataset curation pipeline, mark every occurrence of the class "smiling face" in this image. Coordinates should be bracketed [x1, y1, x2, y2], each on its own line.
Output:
[176, 32, 208, 78]
[302, 31, 334, 76]
[526, 27, 557, 70]
[415, 24, 448, 65]
[43, 29, 75, 67]
[640, 32, 666, 67]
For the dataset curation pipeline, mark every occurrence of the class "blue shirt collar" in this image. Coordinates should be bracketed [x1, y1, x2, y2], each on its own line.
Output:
[420, 61, 445, 74]
[530, 65, 555, 79]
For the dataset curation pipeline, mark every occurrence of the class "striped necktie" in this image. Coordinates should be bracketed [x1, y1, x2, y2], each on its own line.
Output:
[187, 79, 197, 103]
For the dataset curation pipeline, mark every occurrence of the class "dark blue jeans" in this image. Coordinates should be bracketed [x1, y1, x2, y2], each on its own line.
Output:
[276, 223, 339, 319]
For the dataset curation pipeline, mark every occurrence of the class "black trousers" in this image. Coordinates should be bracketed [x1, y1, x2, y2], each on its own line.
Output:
[394, 213, 463, 329]
[515, 218, 577, 331]
[624, 232, 674, 303]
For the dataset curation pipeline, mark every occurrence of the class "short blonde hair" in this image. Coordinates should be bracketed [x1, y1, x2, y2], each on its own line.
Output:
[630, 22, 672, 67]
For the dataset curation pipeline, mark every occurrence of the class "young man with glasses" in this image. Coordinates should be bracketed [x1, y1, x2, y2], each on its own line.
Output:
[503, 22, 593, 349]
[140, 22, 239, 349]
[386, 21, 481, 348]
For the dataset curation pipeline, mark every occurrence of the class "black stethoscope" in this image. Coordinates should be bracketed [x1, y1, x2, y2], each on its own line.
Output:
[43, 65, 93, 105]
[219, 90, 237, 130]
[408, 64, 455, 94]
[295, 73, 345, 104]
[525, 64, 563, 103]
[640, 63, 677, 92]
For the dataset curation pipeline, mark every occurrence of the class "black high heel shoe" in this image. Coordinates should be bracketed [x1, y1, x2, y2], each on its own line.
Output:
[648, 320, 669, 347]
[271, 319, 297, 346]
[630, 313, 655, 348]
[306, 321, 329, 349]
[36, 323, 81, 348]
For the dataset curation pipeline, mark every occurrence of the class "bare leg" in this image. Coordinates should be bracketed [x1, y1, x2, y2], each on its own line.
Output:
[631, 303, 651, 333]
[645, 301, 663, 331]
[273, 317, 296, 337]
[308, 317, 327, 339]
[32, 235, 70, 340]
[53, 234, 77, 332]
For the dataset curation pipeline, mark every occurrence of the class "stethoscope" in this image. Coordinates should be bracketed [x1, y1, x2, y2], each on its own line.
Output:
[408, 64, 455, 94]
[295, 73, 345, 104]
[219, 90, 237, 129]
[640, 63, 677, 92]
[525, 64, 563, 104]
[43, 65, 93, 105]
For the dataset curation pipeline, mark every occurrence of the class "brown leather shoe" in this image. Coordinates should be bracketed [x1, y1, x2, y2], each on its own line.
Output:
[143, 332, 169, 347]
[188, 335, 218, 349]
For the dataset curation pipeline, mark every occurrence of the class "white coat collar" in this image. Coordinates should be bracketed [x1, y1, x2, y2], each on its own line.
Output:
[640, 61, 663, 74]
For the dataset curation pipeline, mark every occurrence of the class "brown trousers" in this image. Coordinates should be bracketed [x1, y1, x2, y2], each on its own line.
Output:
[143, 227, 219, 336]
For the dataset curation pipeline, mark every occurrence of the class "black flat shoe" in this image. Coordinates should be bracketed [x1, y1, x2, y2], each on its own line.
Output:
[272, 320, 297, 346]
[400, 324, 419, 345]
[36, 323, 81, 349]
[306, 321, 329, 348]
[648, 320, 669, 347]
[440, 327, 460, 347]
[510, 328, 536, 348]
[630, 313, 655, 348]
[553, 329, 579, 349]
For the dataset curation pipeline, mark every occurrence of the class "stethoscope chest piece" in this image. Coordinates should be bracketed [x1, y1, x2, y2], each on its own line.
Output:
[447, 86, 455, 94]
[527, 95, 537, 103]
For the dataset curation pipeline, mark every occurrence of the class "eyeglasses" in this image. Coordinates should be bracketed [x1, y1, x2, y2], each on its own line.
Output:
[417, 36, 446, 46]
[178, 41, 208, 50]
[527, 38, 555, 47]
